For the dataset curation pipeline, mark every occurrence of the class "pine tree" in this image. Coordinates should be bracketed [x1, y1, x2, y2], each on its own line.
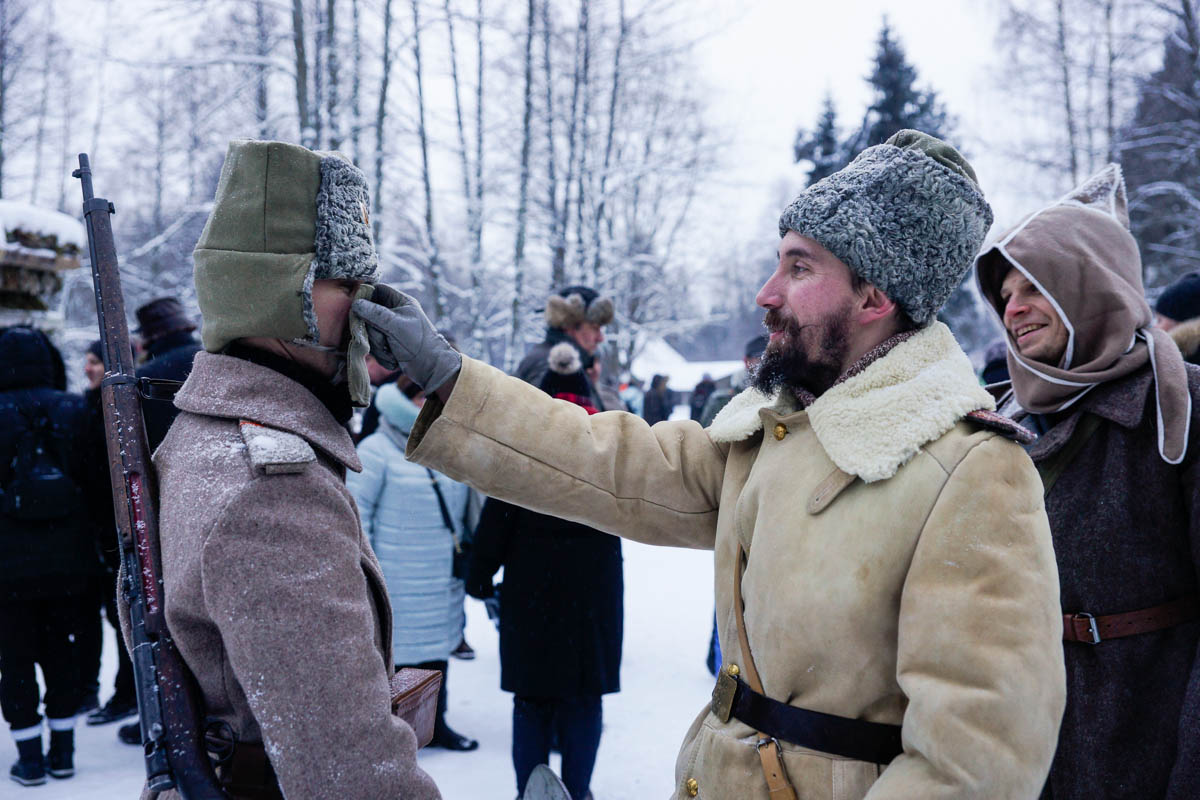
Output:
[855, 19, 953, 151]
[793, 93, 845, 185]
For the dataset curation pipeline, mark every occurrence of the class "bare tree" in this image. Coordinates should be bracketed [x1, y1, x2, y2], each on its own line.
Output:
[410, 0, 446, 321]
[373, 0, 394, 241]
[350, 0, 362, 161]
[0, 0, 35, 198]
[292, 0, 313, 146]
[326, 0, 341, 150]
[509, 0, 535, 368]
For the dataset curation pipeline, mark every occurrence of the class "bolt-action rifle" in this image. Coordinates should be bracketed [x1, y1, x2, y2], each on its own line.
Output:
[75, 154, 229, 800]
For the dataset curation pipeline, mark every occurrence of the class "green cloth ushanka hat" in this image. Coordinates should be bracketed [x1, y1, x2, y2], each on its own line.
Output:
[778, 129, 993, 326]
[193, 139, 380, 353]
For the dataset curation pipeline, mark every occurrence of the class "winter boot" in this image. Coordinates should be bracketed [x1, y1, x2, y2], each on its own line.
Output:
[46, 726, 75, 779]
[9, 734, 45, 787]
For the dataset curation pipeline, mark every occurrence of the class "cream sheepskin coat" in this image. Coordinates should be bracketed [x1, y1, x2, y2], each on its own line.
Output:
[408, 322, 1065, 800]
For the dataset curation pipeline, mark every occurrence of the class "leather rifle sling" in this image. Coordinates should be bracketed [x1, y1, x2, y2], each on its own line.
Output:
[734, 542, 799, 800]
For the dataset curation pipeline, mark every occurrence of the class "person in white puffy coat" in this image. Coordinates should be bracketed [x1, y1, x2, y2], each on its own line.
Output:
[348, 379, 479, 751]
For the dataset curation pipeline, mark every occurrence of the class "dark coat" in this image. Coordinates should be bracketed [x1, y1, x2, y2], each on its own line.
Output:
[1002, 365, 1200, 800]
[0, 327, 98, 598]
[642, 388, 674, 425]
[469, 341, 624, 698]
[136, 329, 201, 452]
[468, 497, 623, 698]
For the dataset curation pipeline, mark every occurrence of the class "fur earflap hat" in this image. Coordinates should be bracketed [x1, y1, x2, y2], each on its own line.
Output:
[193, 139, 380, 353]
[779, 129, 993, 326]
[544, 285, 614, 330]
[540, 341, 594, 402]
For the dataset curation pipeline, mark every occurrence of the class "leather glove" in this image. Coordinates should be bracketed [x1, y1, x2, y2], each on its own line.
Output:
[351, 284, 462, 392]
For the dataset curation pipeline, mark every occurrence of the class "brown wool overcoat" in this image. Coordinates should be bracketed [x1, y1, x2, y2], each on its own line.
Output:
[998, 364, 1200, 800]
[127, 351, 440, 800]
[408, 322, 1066, 800]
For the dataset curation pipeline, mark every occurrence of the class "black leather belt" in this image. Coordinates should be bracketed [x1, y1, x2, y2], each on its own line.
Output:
[712, 671, 903, 765]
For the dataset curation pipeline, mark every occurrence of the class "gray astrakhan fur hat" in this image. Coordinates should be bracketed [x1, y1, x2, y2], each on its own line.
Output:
[778, 129, 993, 326]
[545, 285, 615, 330]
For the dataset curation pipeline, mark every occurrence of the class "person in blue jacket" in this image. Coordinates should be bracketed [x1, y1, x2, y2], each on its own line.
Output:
[347, 375, 478, 751]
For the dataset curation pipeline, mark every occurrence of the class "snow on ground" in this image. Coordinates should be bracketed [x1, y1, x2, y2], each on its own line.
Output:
[0, 201, 86, 250]
[11, 540, 715, 799]
[631, 337, 742, 392]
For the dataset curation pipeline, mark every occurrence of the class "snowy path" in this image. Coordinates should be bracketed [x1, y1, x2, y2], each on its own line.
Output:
[10, 539, 715, 799]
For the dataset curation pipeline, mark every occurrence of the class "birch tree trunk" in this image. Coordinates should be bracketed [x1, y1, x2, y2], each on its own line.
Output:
[255, 0, 270, 137]
[591, 0, 624, 280]
[509, 0, 535, 369]
[1104, 0, 1116, 163]
[293, 0, 313, 146]
[0, 0, 7, 198]
[444, 0, 482, 335]
[30, 9, 52, 204]
[327, 0, 341, 150]
[473, 0, 485, 266]
[573, 0, 591, 282]
[373, 0, 393, 241]
[542, 0, 564, 286]
[351, 0, 361, 162]
[411, 0, 446, 322]
[1056, 0, 1079, 183]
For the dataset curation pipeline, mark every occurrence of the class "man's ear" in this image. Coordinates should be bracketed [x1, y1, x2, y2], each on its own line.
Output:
[856, 284, 898, 327]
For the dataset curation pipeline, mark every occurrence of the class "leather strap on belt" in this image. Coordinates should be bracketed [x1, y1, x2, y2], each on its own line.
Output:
[1063, 595, 1200, 644]
[733, 543, 798, 800]
[717, 674, 903, 765]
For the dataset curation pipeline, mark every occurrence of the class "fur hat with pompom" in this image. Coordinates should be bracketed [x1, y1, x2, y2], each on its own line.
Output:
[544, 285, 614, 330]
[539, 341, 595, 407]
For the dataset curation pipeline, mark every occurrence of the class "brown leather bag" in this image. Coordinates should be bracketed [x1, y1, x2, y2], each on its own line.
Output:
[390, 667, 442, 748]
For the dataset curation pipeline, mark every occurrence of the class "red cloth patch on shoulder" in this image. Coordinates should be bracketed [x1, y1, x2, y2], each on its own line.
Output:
[966, 409, 1036, 445]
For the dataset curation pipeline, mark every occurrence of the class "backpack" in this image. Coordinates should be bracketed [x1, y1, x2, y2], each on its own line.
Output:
[1, 400, 85, 521]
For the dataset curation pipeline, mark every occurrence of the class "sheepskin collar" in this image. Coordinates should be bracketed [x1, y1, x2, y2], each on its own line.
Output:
[708, 321, 995, 483]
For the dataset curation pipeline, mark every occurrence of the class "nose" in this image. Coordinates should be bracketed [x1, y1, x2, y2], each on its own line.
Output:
[756, 271, 783, 310]
[1003, 295, 1029, 327]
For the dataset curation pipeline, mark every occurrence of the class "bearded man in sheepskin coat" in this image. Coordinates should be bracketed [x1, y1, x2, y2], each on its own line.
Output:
[353, 130, 1066, 800]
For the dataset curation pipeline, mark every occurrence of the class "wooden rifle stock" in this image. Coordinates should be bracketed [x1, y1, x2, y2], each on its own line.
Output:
[75, 154, 229, 800]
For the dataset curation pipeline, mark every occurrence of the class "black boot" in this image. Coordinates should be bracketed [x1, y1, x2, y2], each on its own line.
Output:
[9, 736, 45, 787]
[430, 722, 478, 752]
[46, 729, 74, 779]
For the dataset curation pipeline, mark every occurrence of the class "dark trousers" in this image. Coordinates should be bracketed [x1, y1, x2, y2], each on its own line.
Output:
[0, 595, 85, 730]
[79, 579, 135, 705]
[512, 695, 602, 800]
[396, 659, 449, 734]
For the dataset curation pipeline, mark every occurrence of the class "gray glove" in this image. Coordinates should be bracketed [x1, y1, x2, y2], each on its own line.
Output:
[351, 284, 462, 392]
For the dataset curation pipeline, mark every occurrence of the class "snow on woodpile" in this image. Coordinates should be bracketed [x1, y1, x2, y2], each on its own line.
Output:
[0, 200, 86, 256]
[0, 201, 85, 311]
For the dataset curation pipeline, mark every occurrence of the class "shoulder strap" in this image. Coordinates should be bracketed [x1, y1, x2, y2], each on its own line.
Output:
[1037, 413, 1102, 497]
[424, 468, 458, 541]
[733, 543, 799, 800]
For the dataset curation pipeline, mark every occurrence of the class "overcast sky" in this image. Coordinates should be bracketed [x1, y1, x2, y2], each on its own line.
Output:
[686, 0, 1037, 249]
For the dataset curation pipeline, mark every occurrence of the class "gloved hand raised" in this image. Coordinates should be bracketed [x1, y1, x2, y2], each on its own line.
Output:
[351, 284, 462, 392]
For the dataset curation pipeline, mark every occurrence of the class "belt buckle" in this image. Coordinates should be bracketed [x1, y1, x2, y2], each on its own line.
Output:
[1073, 612, 1102, 644]
[711, 669, 738, 723]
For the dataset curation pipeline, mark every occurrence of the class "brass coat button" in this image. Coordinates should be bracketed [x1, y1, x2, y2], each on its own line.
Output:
[727, 663, 740, 677]
[773, 423, 788, 441]
[686, 777, 699, 797]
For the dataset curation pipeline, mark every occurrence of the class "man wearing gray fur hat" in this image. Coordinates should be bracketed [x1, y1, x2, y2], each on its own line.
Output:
[355, 130, 1064, 799]
[126, 140, 441, 799]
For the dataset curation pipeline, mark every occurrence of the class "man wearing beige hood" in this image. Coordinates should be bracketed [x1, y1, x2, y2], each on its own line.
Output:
[355, 130, 1066, 800]
[133, 140, 441, 799]
[976, 165, 1200, 800]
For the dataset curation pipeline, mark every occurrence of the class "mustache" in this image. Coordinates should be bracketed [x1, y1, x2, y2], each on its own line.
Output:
[764, 309, 802, 337]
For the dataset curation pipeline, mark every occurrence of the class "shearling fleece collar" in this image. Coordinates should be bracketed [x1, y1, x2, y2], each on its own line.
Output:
[174, 351, 362, 472]
[708, 321, 995, 483]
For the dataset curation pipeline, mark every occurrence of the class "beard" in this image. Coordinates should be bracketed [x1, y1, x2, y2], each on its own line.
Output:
[751, 305, 852, 398]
